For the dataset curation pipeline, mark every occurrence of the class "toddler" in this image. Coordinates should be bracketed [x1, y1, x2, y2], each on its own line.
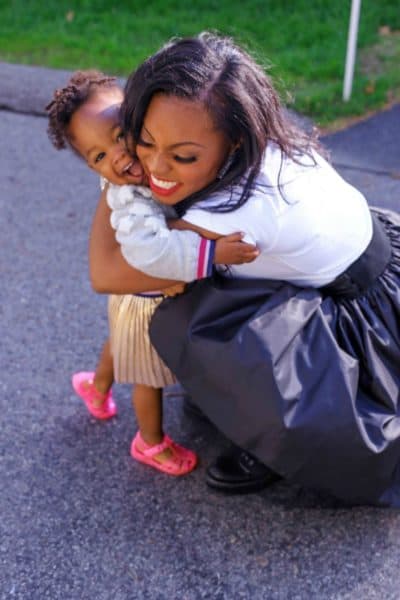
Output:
[46, 70, 258, 476]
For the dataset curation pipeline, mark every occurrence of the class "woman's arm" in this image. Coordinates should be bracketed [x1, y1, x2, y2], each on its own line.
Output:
[89, 189, 182, 294]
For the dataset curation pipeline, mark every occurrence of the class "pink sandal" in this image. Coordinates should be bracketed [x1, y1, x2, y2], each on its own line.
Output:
[72, 371, 117, 420]
[130, 431, 197, 476]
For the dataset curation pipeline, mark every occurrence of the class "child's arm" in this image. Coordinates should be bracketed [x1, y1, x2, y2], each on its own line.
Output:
[108, 185, 212, 281]
[89, 189, 182, 294]
[168, 218, 259, 265]
[108, 185, 259, 282]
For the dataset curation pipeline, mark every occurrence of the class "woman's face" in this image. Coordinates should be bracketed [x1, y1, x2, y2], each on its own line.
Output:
[135, 93, 232, 205]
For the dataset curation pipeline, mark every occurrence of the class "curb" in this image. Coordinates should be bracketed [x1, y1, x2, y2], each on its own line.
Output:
[0, 61, 312, 133]
[0, 62, 125, 116]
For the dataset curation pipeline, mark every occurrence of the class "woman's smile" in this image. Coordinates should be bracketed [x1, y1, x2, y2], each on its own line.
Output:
[148, 173, 182, 196]
[136, 93, 232, 205]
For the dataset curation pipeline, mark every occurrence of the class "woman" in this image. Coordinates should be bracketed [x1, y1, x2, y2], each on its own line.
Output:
[90, 32, 400, 506]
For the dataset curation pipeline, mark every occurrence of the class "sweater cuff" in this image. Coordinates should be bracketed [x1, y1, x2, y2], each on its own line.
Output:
[196, 238, 215, 279]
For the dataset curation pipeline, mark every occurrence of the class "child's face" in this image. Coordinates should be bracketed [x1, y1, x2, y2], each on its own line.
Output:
[68, 88, 145, 186]
[136, 93, 232, 205]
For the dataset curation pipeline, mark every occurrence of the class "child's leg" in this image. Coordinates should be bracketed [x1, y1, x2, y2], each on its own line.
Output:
[132, 384, 164, 445]
[71, 338, 117, 419]
[131, 383, 197, 475]
[92, 338, 114, 398]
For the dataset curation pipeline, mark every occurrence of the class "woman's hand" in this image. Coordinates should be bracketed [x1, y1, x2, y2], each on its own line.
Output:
[163, 283, 187, 297]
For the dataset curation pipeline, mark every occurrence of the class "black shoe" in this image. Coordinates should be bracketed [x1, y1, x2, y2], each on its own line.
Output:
[206, 445, 281, 494]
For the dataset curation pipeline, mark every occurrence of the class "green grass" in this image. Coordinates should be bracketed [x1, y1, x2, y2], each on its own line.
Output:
[1, 0, 400, 127]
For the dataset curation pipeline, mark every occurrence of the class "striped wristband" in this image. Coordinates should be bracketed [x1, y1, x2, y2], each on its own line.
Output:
[196, 238, 216, 279]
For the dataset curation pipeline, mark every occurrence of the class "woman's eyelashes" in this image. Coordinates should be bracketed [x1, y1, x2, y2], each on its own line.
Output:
[173, 154, 197, 164]
[137, 138, 197, 164]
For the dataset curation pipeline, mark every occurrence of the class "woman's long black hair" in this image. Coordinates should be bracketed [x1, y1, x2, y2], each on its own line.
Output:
[121, 32, 318, 216]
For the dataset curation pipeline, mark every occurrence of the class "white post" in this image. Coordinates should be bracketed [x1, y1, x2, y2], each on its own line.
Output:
[343, 0, 362, 101]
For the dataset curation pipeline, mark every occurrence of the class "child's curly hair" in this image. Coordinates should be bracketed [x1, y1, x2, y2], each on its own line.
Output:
[46, 70, 117, 150]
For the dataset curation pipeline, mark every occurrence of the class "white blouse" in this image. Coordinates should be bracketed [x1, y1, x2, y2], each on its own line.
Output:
[183, 144, 372, 287]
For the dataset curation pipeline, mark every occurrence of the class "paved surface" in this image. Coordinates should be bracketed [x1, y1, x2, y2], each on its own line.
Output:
[1, 63, 400, 600]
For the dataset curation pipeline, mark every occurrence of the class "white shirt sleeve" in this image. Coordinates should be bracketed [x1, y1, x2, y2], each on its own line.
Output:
[182, 147, 372, 286]
[106, 184, 203, 281]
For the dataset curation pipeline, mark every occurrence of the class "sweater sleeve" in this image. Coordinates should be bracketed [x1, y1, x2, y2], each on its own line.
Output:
[106, 184, 215, 281]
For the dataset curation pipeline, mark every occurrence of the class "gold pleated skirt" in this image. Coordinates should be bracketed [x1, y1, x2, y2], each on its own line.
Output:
[107, 294, 176, 387]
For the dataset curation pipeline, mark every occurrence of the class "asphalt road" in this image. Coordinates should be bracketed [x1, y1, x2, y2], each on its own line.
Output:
[1, 63, 400, 600]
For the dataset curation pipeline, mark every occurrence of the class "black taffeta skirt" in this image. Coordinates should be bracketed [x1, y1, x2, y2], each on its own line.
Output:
[149, 208, 400, 506]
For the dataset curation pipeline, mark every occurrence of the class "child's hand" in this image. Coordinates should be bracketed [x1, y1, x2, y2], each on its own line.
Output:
[214, 232, 259, 265]
[163, 283, 187, 297]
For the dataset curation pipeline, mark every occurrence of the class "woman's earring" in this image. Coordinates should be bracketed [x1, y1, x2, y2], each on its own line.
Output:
[217, 151, 236, 180]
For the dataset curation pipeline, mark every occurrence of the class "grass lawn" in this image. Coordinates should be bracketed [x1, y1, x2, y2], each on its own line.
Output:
[1, 0, 400, 128]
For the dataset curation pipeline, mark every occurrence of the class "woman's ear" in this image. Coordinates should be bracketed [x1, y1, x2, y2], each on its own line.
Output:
[217, 147, 238, 180]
